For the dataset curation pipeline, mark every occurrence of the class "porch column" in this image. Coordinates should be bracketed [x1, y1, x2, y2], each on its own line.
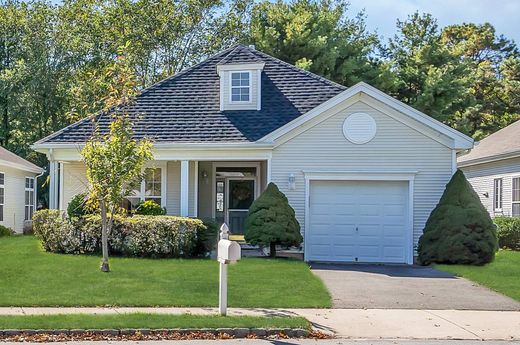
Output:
[48, 160, 58, 209]
[193, 161, 198, 217]
[180, 160, 189, 217]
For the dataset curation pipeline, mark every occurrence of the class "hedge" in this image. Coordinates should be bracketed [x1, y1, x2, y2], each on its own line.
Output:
[494, 216, 520, 250]
[33, 210, 212, 258]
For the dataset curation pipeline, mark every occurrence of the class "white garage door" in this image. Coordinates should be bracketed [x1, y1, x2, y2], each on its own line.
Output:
[307, 180, 410, 263]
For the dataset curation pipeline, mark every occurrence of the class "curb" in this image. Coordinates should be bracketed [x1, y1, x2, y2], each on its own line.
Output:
[0, 327, 312, 340]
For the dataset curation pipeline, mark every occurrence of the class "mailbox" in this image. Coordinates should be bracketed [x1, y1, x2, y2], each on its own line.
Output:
[217, 239, 241, 264]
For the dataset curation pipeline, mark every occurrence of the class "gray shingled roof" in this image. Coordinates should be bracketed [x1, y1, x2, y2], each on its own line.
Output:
[36, 45, 346, 145]
[458, 119, 520, 165]
[0, 146, 43, 173]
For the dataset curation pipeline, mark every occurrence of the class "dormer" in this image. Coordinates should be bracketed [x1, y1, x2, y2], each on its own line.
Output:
[217, 62, 265, 111]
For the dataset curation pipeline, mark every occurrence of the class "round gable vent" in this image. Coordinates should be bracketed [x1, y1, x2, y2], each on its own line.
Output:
[342, 113, 377, 144]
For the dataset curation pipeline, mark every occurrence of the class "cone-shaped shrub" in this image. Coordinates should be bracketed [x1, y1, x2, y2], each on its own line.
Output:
[244, 182, 302, 257]
[418, 170, 497, 265]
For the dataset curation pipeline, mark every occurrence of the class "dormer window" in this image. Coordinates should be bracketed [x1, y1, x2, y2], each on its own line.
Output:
[230, 72, 251, 102]
[217, 62, 264, 111]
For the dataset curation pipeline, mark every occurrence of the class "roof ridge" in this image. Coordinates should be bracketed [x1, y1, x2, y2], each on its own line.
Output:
[216, 44, 246, 65]
[250, 48, 347, 90]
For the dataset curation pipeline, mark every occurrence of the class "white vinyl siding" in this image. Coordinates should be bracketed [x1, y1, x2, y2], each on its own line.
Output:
[0, 165, 38, 233]
[270, 100, 454, 252]
[165, 160, 196, 217]
[61, 162, 89, 211]
[460, 156, 520, 217]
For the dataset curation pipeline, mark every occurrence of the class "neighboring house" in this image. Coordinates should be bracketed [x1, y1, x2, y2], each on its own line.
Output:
[458, 119, 520, 218]
[32, 45, 473, 264]
[0, 146, 43, 233]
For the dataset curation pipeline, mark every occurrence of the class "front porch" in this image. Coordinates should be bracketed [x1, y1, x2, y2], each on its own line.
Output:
[56, 159, 269, 236]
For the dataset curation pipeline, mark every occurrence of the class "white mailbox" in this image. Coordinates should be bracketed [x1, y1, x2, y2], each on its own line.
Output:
[218, 239, 241, 264]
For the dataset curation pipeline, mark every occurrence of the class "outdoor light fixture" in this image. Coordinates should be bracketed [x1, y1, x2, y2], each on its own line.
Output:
[288, 173, 296, 190]
[201, 170, 208, 178]
[483, 192, 489, 198]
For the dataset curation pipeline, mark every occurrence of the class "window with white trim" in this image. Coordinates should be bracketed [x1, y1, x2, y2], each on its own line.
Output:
[230, 72, 250, 102]
[493, 178, 503, 212]
[513, 177, 520, 217]
[0, 173, 4, 221]
[125, 167, 163, 209]
[25, 177, 35, 221]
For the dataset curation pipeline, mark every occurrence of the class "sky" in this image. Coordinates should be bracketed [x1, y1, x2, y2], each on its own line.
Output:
[347, 0, 520, 44]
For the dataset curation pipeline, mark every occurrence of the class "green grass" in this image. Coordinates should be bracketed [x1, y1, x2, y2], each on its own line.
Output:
[436, 250, 520, 302]
[0, 236, 330, 308]
[0, 313, 309, 330]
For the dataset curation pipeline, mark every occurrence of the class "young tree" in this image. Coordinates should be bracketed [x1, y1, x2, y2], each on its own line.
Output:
[244, 182, 302, 257]
[82, 49, 153, 272]
[417, 170, 498, 265]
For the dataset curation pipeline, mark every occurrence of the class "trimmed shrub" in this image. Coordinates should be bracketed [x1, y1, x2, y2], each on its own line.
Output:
[194, 218, 220, 257]
[0, 225, 13, 237]
[494, 216, 520, 250]
[33, 210, 81, 253]
[67, 193, 97, 219]
[134, 200, 166, 216]
[244, 182, 302, 257]
[418, 170, 498, 265]
[33, 210, 205, 258]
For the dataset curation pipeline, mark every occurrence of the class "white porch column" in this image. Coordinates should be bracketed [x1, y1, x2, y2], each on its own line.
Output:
[193, 161, 198, 217]
[180, 160, 189, 217]
[48, 160, 58, 209]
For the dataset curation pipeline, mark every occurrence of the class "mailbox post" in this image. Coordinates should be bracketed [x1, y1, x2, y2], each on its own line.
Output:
[217, 223, 241, 316]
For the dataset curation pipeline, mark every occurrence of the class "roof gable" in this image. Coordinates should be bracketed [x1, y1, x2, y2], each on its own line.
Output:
[0, 146, 43, 173]
[260, 82, 474, 150]
[458, 119, 520, 166]
[35, 45, 345, 146]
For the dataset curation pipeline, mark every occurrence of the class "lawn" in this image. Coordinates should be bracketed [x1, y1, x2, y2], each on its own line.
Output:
[0, 313, 309, 330]
[436, 250, 520, 302]
[0, 236, 330, 308]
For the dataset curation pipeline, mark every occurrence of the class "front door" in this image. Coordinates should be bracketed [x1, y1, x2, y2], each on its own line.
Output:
[227, 178, 256, 234]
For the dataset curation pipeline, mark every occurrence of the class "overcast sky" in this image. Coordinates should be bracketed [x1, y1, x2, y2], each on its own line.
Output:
[347, 0, 520, 44]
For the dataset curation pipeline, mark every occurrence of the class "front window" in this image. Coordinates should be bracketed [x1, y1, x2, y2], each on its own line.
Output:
[25, 177, 35, 221]
[493, 178, 503, 212]
[125, 167, 163, 210]
[513, 177, 520, 217]
[0, 173, 4, 221]
[230, 72, 250, 102]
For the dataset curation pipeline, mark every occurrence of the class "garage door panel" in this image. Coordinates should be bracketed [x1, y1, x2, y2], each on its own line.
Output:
[307, 180, 409, 264]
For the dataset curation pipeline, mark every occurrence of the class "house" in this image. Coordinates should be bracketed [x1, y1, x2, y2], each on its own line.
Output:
[458, 119, 520, 218]
[0, 146, 43, 233]
[32, 45, 474, 264]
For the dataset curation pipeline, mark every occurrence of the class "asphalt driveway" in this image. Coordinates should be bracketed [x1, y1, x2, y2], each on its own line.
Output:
[311, 264, 520, 310]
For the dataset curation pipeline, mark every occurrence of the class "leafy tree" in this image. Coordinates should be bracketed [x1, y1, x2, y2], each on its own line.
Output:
[441, 23, 520, 138]
[82, 50, 153, 272]
[244, 182, 302, 257]
[249, 0, 393, 88]
[383, 13, 474, 127]
[418, 170, 497, 265]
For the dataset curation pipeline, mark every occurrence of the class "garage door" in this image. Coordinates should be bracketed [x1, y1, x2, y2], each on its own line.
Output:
[307, 180, 409, 263]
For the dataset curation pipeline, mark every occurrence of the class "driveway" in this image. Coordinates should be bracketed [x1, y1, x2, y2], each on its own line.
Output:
[311, 264, 520, 310]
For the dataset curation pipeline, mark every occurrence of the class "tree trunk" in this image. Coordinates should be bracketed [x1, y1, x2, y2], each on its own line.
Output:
[99, 201, 110, 272]
[269, 242, 276, 258]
